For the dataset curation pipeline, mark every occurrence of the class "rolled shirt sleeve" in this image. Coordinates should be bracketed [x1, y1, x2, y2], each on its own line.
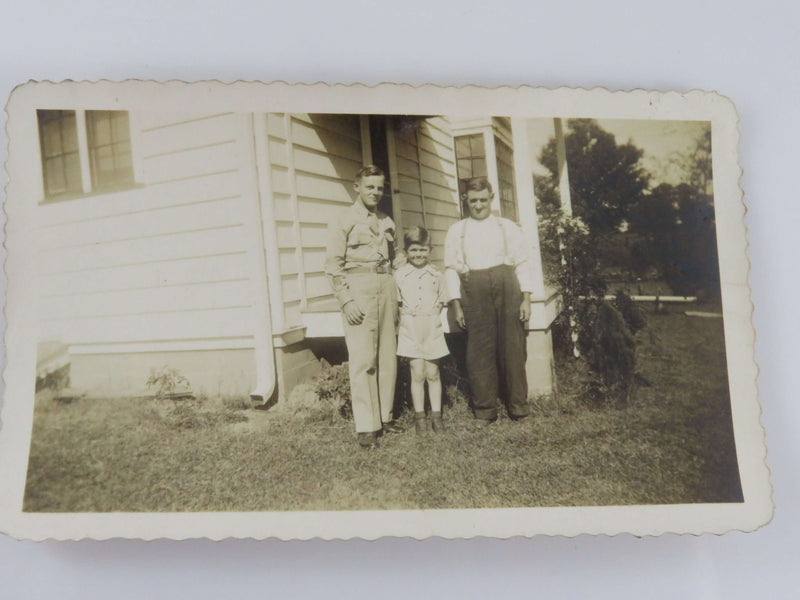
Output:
[507, 221, 536, 295]
[443, 224, 463, 301]
[324, 215, 354, 308]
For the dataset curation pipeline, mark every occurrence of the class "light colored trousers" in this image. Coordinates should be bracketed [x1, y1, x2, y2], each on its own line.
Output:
[342, 273, 398, 433]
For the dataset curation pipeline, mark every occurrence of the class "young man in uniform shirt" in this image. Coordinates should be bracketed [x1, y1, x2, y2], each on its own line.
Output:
[325, 165, 404, 449]
[444, 177, 534, 425]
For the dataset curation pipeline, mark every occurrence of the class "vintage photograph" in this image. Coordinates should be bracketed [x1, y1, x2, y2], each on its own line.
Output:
[0, 82, 769, 539]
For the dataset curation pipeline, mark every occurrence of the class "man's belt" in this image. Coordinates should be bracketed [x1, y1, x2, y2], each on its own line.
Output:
[346, 264, 390, 275]
[399, 308, 441, 317]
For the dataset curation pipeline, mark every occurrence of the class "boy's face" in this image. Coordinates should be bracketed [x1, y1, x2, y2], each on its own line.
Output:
[465, 188, 493, 220]
[354, 175, 385, 212]
[407, 243, 431, 267]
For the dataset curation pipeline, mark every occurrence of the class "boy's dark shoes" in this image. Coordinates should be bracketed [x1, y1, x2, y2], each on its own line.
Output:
[382, 420, 405, 434]
[358, 431, 380, 450]
[430, 412, 445, 433]
[473, 417, 497, 428]
[511, 414, 531, 423]
[414, 414, 429, 435]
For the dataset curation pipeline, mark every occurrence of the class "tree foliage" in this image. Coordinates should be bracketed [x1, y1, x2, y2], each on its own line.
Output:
[536, 119, 650, 236]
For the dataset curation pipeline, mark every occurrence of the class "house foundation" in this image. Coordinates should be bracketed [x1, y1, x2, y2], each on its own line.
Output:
[68, 349, 256, 399]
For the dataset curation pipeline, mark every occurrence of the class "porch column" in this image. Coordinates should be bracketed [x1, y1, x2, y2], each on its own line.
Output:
[511, 118, 554, 396]
[554, 118, 573, 216]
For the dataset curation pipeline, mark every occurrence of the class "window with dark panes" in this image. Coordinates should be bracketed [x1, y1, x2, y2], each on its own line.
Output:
[455, 133, 487, 178]
[455, 133, 487, 194]
[37, 110, 82, 196]
[86, 111, 134, 189]
[495, 137, 517, 222]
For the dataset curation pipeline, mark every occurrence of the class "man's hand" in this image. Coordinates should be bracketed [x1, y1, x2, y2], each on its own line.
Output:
[451, 300, 466, 330]
[343, 300, 365, 326]
[519, 294, 531, 323]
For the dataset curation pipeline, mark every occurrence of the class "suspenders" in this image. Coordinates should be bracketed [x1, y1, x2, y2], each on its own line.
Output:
[458, 217, 510, 275]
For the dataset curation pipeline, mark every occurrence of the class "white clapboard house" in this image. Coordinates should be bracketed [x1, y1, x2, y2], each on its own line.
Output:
[27, 109, 559, 401]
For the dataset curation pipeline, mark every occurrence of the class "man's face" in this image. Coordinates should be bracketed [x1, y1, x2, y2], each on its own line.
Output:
[406, 243, 431, 268]
[465, 188, 493, 220]
[354, 175, 385, 212]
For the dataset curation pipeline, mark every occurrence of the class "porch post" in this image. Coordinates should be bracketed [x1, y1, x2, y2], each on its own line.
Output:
[554, 118, 573, 216]
[511, 117, 553, 397]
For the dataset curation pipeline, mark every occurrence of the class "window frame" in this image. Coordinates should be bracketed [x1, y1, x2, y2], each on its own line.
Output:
[37, 108, 137, 203]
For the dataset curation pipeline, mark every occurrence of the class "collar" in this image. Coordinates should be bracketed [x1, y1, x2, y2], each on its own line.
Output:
[466, 214, 497, 226]
[350, 201, 385, 221]
[399, 263, 437, 278]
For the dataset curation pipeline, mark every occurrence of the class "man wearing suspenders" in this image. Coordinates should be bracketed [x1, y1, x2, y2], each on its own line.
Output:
[444, 177, 535, 425]
[325, 165, 404, 449]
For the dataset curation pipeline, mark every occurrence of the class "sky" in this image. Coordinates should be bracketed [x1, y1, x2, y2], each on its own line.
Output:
[527, 118, 709, 187]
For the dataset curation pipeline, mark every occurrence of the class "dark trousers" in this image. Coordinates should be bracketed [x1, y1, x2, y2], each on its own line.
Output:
[460, 265, 529, 420]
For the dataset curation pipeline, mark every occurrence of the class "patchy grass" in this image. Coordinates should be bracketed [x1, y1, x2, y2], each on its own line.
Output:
[23, 310, 741, 512]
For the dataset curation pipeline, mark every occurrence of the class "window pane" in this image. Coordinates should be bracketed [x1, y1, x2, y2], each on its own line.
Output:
[113, 147, 132, 170]
[44, 156, 66, 193]
[87, 110, 134, 188]
[41, 120, 63, 157]
[457, 158, 472, 179]
[469, 134, 485, 157]
[495, 137, 517, 221]
[63, 152, 82, 192]
[455, 136, 471, 159]
[95, 145, 114, 173]
[472, 158, 486, 177]
[62, 113, 78, 151]
[37, 110, 81, 197]
[111, 112, 131, 141]
[93, 114, 112, 146]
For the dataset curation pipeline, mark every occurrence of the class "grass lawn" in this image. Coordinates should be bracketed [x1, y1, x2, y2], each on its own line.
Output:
[23, 309, 742, 512]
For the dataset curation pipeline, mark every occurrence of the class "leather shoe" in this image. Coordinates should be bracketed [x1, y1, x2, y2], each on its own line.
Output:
[430, 412, 445, 433]
[382, 420, 405, 434]
[357, 431, 380, 449]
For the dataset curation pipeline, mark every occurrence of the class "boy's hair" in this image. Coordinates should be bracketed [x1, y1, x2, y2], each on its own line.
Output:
[404, 226, 431, 250]
[461, 176, 494, 196]
[354, 165, 385, 182]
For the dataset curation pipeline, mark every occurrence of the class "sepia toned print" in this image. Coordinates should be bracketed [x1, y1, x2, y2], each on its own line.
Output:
[0, 82, 769, 540]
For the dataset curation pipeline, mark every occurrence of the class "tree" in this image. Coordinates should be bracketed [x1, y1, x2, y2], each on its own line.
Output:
[536, 119, 650, 236]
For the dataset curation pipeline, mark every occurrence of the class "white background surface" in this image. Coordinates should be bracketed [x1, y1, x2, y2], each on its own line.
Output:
[0, 1, 797, 598]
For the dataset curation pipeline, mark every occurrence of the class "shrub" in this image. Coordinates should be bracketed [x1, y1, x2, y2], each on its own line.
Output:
[281, 383, 340, 424]
[614, 289, 647, 334]
[582, 301, 637, 407]
[146, 366, 192, 400]
[164, 402, 215, 430]
[36, 364, 70, 393]
[314, 363, 352, 419]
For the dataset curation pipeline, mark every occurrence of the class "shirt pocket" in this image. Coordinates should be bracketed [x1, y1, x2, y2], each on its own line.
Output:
[347, 226, 374, 248]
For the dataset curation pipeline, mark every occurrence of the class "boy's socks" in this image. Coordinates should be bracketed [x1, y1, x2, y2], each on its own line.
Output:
[415, 412, 428, 434]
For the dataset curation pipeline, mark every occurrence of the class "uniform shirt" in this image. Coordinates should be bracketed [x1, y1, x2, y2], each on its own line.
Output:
[394, 263, 447, 316]
[325, 201, 399, 308]
[443, 215, 536, 301]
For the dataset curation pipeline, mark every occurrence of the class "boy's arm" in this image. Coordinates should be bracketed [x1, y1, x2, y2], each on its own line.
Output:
[324, 217, 354, 309]
[443, 226, 466, 329]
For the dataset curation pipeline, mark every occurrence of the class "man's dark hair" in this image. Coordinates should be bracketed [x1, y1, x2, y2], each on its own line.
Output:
[354, 165, 385, 182]
[461, 176, 494, 196]
[403, 226, 431, 250]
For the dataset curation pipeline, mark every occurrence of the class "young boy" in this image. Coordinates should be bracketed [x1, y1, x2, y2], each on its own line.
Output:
[444, 177, 534, 425]
[325, 165, 404, 449]
[394, 227, 449, 434]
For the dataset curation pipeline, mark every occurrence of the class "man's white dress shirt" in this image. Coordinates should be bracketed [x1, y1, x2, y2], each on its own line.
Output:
[443, 215, 536, 301]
